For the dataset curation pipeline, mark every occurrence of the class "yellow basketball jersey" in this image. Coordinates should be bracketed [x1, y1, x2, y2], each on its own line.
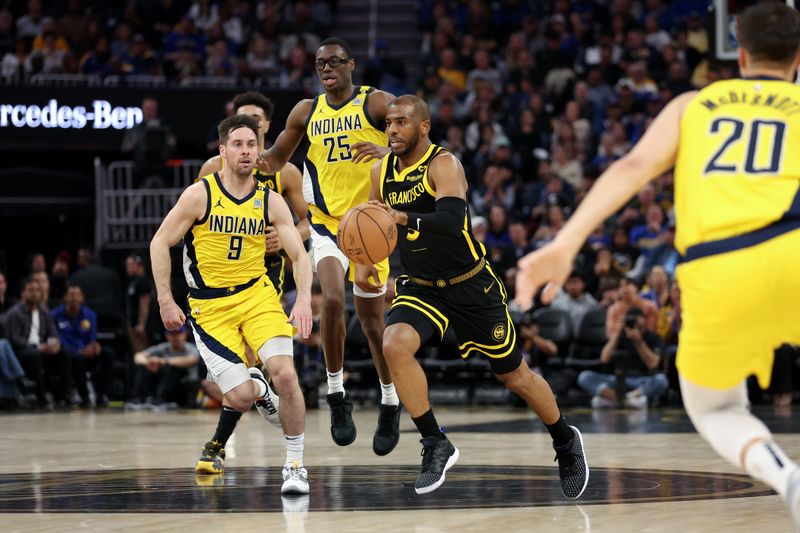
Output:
[675, 77, 800, 259]
[304, 86, 388, 220]
[183, 172, 270, 289]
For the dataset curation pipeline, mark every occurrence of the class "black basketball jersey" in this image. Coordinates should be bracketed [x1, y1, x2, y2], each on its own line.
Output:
[379, 144, 485, 280]
[255, 169, 281, 194]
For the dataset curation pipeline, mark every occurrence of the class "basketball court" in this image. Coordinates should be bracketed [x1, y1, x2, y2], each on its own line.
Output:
[1, 404, 797, 531]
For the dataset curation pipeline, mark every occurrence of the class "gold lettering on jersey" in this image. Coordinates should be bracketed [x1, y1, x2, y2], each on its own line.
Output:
[208, 214, 266, 236]
[386, 181, 428, 207]
[700, 91, 800, 116]
[309, 114, 363, 136]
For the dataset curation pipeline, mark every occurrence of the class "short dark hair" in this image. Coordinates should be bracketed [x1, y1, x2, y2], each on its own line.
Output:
[218, 114, 259, 144]
[21, 275, 38, 292]
[388, 95, 431, 122]
[64, 283, 83, 297]
[319, 37, 352, 58]
[737, 2, 800, 65]
[232, 91, 274, 121]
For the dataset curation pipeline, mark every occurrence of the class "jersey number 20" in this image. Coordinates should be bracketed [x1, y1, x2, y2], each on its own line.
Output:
[704, 117, 786, 175]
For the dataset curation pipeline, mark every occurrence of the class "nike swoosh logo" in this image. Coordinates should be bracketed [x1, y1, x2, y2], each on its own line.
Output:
[483, 280, 495, 294]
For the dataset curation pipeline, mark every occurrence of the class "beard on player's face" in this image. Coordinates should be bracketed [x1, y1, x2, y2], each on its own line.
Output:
[391, 125, 421, 157]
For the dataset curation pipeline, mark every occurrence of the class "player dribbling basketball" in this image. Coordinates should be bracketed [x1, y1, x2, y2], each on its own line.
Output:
[367, 95, 589, 497]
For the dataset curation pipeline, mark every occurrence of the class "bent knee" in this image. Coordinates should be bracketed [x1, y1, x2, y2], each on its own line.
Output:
[496, 365, 527, 392]
[225, 394, 253, 413]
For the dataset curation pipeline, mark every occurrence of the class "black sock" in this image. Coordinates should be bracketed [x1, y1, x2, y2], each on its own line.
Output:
[412, 409, 444, 439]
[212, 407, 243, 446]
[546, 415, 574, 447]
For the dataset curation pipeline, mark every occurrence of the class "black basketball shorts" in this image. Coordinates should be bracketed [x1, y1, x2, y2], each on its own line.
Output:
[386, 262, 522, 374]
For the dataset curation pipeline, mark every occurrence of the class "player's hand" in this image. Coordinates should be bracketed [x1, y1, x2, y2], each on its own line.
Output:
[351, 142, 389, 164]
[255, 154, 274, 174]
[265, 225, 280, 254]
[368, 200, 405, 225]
[355, 263, 383, 294]
[288, 297, 313, 339]
[159, 299, 186, 331]
[515, 240, 575, 310]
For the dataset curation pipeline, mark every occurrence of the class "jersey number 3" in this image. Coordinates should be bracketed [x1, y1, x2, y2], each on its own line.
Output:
[704, 117, 787, 175]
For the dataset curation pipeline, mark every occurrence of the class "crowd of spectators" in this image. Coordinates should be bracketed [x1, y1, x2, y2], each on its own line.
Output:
[1, 1, 798, 411]
[0, 0, 334, 92]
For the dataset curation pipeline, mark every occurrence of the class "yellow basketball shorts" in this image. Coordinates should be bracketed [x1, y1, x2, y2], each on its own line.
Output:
[307, 208, 390, 296]
[676, 228, 800, 390]
[187, 275, 294, 379]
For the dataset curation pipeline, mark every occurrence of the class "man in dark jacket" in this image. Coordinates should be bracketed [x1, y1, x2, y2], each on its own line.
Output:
[6, 276, 71, 407]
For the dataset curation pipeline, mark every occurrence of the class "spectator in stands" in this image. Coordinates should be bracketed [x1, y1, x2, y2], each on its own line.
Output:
[121, 96, 176, 187]
[127, 326, 200, 410]
[630, 204, 665, 260]
[518, 312, 558, 374]
[578, 307, 668, 408]
[205, 38, 236, 77]
[125, 252, 152, 355]
[52, 284, 111, 407]
[606, 276, 658, 337]
[0, 271, 14, 315]
[437, 47, 467, 92]
[70, 248, 125, 329]
[6, 276, 71, 407]
[122, 33, 161, 75]
[644, 221, 679, 276]
[551, 270, 598, 333]
[279, 42, 315, 92]
[57, 0, 90, 50]
[26, 252, 46, 274]
[609, 226, 640, 275]
[16, 0, 44, 40]
[0, 337, 24, 409]
[658, 279, 682, 399]
[640, 265, 670, 309]
[32, 271, 58, 310]
[0, 10, 15, 56]
[243, 33, 278, 83]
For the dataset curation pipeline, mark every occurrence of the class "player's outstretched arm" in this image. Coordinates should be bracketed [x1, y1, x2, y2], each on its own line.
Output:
[515, 91, 696, 309]
[150, 182, 207, 330]
[268, 191, 313, 338]
[352, 90, 395, 164]
[353, 162, 386, 293]
[257, 99, 313, 174]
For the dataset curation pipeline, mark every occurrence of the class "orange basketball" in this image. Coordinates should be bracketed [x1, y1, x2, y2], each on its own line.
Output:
[337, 203, 398, 265]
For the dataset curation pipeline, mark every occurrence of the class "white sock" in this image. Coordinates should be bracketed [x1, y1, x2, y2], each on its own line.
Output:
[327, 369, 344, 395]
[380, 381, 399, 406]
[744, 440, 797, 498]
[285, 433, 304, 466]
[250, 376, 267, 398]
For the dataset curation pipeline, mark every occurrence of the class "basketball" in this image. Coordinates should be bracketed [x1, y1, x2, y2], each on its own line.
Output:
[337, 203, 398, 265]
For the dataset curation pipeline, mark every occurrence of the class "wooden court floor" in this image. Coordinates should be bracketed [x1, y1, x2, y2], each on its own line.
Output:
[1, 405, 798, 532]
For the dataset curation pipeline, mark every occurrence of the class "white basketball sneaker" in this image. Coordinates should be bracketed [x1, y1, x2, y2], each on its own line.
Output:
[281, 461, 309, 495]
[250, 367, 281, 428]
[785, 467, 800, 527]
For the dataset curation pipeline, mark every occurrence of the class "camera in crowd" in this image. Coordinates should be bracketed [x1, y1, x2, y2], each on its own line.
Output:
[624, 307, 644, 330]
